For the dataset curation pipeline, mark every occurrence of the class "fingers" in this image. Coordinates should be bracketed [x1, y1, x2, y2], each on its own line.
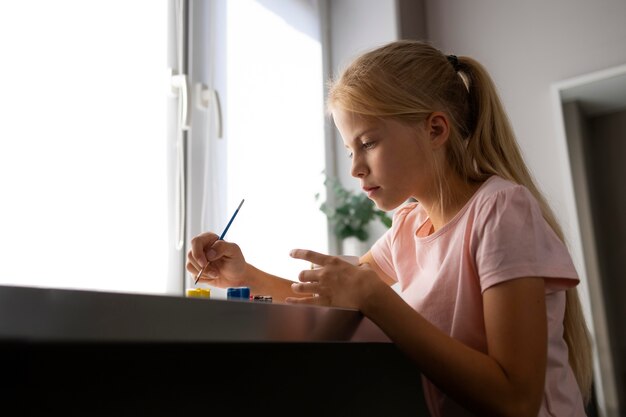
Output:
[189, 232, 219, 267]
[289, 248, 333, 267]
[186, 250, 211, 275]
[292, 249, 363, 285]
[287, 280, 323, 303]
[209, 240, 236, 260]
[296, 267, 318, 283]
[188, 261, 218, 280]
[186, 258, 199, 275]
[196, 272, 218, 283]
[291, 281, 319, 293]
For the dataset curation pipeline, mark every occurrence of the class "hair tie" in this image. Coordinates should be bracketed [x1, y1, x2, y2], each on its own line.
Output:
[447, 54, 460, 72]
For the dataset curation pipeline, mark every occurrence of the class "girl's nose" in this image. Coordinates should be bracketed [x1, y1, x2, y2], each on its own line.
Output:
[350, 155, 368, 178]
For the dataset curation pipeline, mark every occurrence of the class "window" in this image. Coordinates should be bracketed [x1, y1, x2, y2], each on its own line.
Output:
[0, 0, 329, 296]
[186, 0, 329, 293]
[0, 1, 169, 294]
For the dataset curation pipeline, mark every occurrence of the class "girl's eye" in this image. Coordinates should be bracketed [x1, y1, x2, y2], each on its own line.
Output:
[362, 141, 376, 150]
[346, 141, 375, 159]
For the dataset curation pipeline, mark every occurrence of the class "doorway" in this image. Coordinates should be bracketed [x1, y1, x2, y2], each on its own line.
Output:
[555, 64, 626, 417]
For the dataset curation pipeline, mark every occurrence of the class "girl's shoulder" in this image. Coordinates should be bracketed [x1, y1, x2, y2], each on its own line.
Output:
[389, 200, 429, 235]
[392, 200, 423, 222]
[478, 174, 522, 194]
[471, 175, 534, 209]
[390, 176, 537, 231]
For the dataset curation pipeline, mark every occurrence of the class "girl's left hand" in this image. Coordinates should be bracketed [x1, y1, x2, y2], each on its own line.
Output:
[286, 248, 384, 310]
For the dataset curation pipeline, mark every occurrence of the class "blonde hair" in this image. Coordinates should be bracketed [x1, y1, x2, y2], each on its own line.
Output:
[327, 40, 593, 403]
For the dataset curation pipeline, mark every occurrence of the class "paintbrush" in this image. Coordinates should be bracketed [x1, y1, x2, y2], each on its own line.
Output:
[194, 198, 245, 284]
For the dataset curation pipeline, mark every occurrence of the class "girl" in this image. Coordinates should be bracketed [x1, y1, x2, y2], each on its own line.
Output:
[187, 40, 593, 417]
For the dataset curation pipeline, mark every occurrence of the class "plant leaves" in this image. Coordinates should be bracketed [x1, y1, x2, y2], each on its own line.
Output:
[317, 175, 392, 241]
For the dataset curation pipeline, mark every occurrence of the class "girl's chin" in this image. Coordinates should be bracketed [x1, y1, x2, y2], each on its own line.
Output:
[373, 200, 393, 212]
[374, 196, 407, 212]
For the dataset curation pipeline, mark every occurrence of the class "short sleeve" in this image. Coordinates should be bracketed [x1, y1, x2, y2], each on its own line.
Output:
[370, 229, 395, 281]
[370, 203, 417, 282]
[473, 185, 579, 293]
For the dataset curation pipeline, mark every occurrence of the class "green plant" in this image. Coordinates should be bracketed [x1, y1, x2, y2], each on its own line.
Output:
[315, 176, 392, 242]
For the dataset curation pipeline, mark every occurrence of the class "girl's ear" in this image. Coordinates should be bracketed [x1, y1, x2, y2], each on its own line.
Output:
[426, 112, 450, 149]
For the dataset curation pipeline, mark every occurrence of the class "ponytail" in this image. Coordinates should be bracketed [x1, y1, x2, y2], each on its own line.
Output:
[455, 55, 594, 404]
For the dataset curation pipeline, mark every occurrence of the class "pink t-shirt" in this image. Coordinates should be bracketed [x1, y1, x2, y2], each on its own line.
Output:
[370, 175, 586, 417]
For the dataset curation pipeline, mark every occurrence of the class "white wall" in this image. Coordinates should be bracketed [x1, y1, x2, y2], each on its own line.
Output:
[329, 0, 398, 74]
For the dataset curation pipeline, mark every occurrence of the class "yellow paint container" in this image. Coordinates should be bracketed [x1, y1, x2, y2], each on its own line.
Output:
[186, 288, 211, 298]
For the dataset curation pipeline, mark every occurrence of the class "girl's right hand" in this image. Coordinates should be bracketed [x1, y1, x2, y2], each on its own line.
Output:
[186, 232, 248, 288]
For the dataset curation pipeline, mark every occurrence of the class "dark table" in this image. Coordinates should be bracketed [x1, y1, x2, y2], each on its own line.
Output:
[0, 284, 429, 416]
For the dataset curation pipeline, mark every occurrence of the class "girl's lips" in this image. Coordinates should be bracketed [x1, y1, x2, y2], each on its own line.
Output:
[363, 186, 380, 197]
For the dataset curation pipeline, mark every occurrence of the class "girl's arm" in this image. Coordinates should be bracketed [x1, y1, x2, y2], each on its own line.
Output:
[359, 251, 396, 286]
[364, 276, 547, 417]
[188, 232, 311, 302]
[288, 249, 547, 417]
[243, 262, 312, 302]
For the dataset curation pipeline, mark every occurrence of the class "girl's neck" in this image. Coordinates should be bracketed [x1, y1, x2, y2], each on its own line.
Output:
[422, 175, 483, 233]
